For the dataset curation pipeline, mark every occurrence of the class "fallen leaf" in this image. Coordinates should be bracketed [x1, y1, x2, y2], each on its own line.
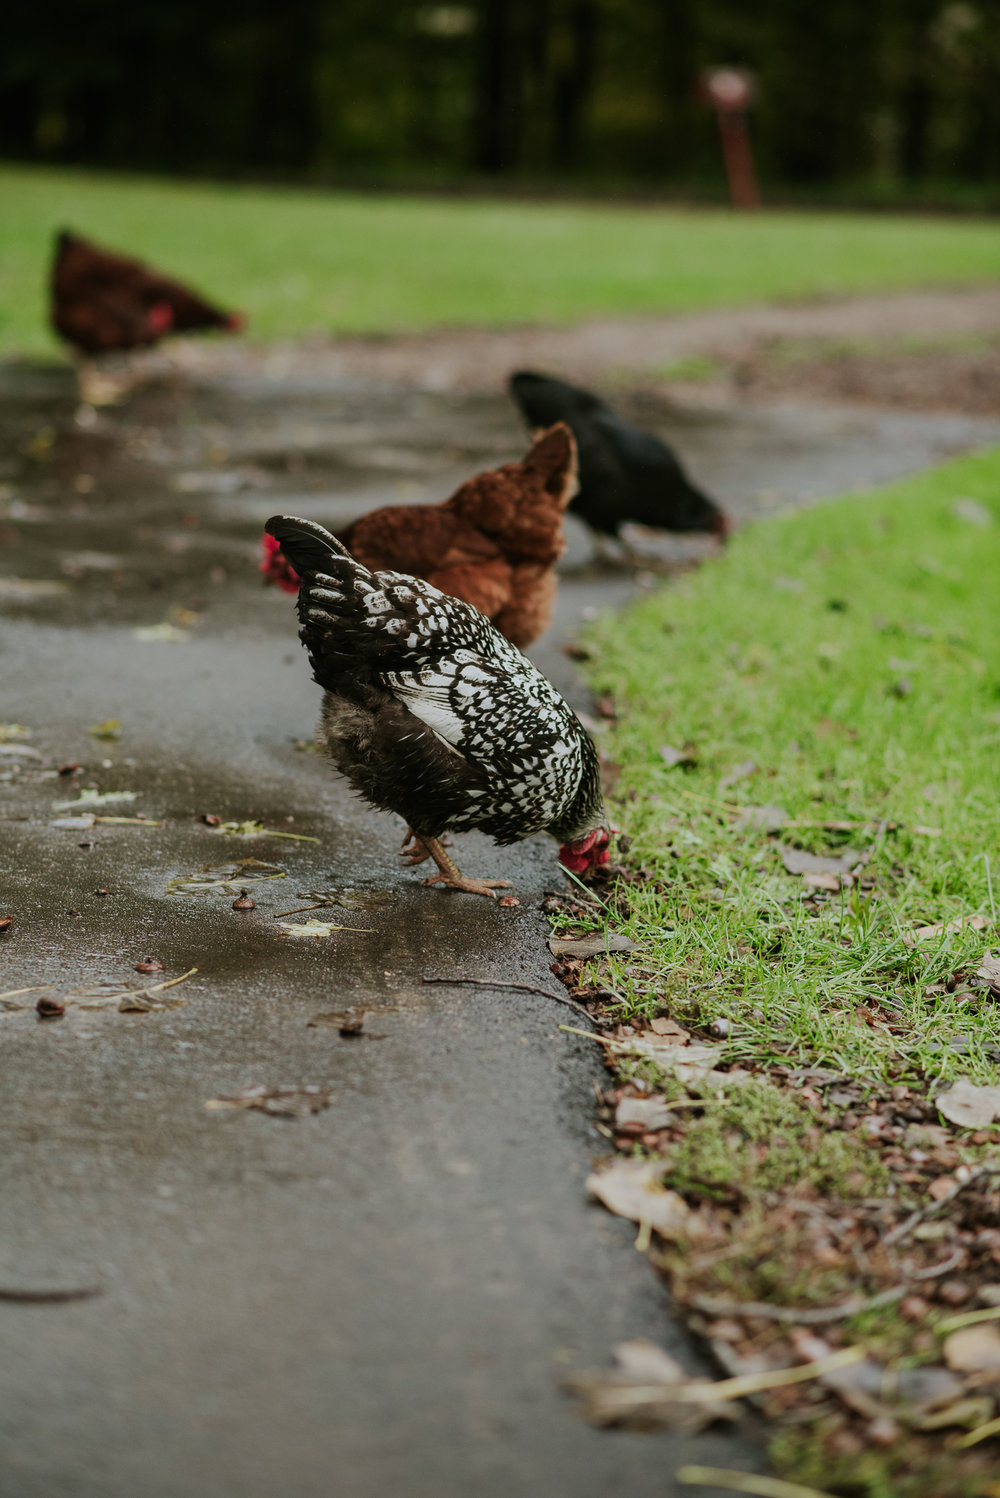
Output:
[803, 872, 842, 891]
[905, 914, 989, 945]
[953, 498, 993, 527]
[133, 622, 191, 643]
[944, 1323, 1000, 1373]
[206, 1086, 331, 1118]
[0, 578, 69, 600]
[719, 761, 758, 792]
[615, 1095, 676, 1131]
[277, 918, 374, 938]
[565, 1338, 736, 1432]
[649, 1016, 691, 1042]
[779, 846, 861, 877]
[0, 742, 42, 760]
[0, 968, 196, 1015]
[86, 719, 122, 740]
[936, 1079, 1000, 1129]
[210, 819, 319, 843]
[975, 953, 1000, 998]
[736, 804, 787, 831]
[166, 858, 287, 897]
[0, 724, 32, 742]
[51, 788, 137, 812]
[587, 1158, 707, 1240]
[307, 1008, 366, 1035]
[294, 887, 396, 911]
[617, 1038, 736, 1093]
[659, 744, 697, 769]
[548, 931, 640, 958]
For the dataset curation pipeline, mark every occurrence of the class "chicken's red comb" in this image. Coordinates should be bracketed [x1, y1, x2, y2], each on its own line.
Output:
[226, 312, 247, 333]
[148, 301, 174, 335]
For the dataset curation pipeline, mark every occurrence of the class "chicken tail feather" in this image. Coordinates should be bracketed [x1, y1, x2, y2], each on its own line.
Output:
[264, 515, 355, 577]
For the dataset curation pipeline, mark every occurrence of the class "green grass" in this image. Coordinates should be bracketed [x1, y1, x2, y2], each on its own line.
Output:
[571, 452, 1000, 1494]
[582, 447, 1000, 1087]
[2, 163, 1000, 357]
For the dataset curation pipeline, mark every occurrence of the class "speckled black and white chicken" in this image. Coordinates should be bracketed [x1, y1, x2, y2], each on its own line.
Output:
[265, 515, 611, 897]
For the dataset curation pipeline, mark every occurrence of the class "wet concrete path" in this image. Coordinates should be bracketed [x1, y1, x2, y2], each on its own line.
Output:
[1, 358, 998, 1498]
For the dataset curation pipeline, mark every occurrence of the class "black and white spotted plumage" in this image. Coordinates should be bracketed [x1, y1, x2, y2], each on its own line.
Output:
[265, 515, 607, 851]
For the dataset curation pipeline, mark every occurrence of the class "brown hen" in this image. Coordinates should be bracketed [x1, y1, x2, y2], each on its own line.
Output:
[263, 424, 577, 649]
[51, 230, 244, 358]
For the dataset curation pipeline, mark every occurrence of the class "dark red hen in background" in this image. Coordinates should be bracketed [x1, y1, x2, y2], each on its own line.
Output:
[51, 230, 245, 357]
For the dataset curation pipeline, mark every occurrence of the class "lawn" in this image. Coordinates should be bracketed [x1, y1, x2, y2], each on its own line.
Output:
[559, 448, 1000, 1495]
[2, 163, 999, 357]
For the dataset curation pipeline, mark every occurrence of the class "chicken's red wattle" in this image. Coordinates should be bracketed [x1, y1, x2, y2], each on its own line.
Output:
[558, 827, 611, 874]
[260, 533, 301, 593]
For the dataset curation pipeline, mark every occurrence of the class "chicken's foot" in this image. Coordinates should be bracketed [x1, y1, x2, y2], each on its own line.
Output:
[400, 827, 450, 865]
[413, 836, 512, 899]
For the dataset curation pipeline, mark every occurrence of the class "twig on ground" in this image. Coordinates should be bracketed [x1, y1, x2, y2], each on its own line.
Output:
[421, 976, 594, 1020]
[690, 1285, 909, 1326]
[0, 1285, 102, 1303]
[883, 1163, 1000, 1247]
[677, 1466, 839, 1498]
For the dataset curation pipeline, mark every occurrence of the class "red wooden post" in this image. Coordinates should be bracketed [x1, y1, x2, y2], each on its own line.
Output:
[700, 68, 761, 211]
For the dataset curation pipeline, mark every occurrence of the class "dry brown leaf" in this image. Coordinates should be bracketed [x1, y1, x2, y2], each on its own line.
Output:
[206, 1086, 332, 1118]
[803, 872, 842, 891]
[565, 1338, 736, 1432]
[620, 1039, 737, 1093]
[548, 931, 639, 958]
[659, 744, 697, 770]
[649, 1016, 691, 1041]
[615, 1095, 676, 1131]
[736, 804, 787, 831]
[587, 1158, 707, 1240]
[904, 914, 989, 946]
[935, 1079, 1000, 1129]
[779, 846, 860, 877]
[944, 1324, 1000, 1373]
[976, 953, 1000, 997]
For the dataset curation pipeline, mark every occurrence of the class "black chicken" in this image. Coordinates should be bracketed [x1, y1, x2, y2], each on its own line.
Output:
[265, 514, 611, 897]
[509, 370, 728, 543]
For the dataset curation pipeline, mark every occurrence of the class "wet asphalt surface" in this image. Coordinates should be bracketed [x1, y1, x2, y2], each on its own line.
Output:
[2, 354, 999, 1498]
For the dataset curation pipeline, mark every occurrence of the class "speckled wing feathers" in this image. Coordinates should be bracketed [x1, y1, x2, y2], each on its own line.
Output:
[264, 514, 604, 846]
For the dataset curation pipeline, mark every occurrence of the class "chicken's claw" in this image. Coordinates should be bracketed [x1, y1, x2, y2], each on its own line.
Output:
[411, 835, 513, 900]
[421, 872, 513, 900]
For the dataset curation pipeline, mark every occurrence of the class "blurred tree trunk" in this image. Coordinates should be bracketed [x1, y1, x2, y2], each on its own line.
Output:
[474, 0, 513, 172]
[551, 0, 597, 170]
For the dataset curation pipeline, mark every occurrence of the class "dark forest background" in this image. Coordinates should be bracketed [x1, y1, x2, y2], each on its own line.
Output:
[3, 0, 998, 199]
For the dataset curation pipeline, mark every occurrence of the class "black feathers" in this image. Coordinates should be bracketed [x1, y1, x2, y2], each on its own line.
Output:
[509, 370, 728, 539]
[265, 513, 607, 851]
